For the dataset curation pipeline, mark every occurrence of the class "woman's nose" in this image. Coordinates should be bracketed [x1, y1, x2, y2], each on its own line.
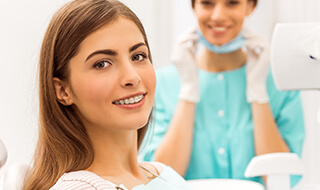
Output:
[119, 62, 141, 87]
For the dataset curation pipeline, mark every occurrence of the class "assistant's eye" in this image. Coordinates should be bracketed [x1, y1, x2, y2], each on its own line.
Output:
[131, 53, 147, 62]
[93, 60, 111, 70]
[200, 0, 214, 6]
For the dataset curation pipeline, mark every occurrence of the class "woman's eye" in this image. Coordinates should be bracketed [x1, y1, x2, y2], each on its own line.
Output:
[93, 60, 111, 70]
[227, 0, 240, 6]
[132, 53, 147, 62]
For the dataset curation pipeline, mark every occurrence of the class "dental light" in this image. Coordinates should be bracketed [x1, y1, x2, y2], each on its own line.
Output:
[271, 22, 320, 125]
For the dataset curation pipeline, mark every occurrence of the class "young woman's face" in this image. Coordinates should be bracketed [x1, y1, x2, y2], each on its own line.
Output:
[66, 17, 156, 132]
[193, 0, 254, 45]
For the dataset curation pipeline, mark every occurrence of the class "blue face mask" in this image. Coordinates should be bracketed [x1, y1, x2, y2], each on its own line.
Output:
[197, 30, 245, 54]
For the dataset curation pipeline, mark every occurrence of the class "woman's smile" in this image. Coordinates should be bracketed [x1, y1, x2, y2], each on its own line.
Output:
[113, 92, 147, 109]
[66, 17, 156, 130]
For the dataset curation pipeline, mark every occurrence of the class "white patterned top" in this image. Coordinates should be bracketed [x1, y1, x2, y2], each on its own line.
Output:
[50, 162, 167, 190]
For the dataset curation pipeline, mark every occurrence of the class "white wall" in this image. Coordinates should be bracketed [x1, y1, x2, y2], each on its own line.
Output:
[120, 0, 173, 70]
[0, 0, 69, 188]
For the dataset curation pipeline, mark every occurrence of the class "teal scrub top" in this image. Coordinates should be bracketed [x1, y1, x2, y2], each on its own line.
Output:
[140, 64, 305, 187]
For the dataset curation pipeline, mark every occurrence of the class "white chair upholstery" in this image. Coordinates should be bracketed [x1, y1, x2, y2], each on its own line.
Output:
[187, 153, 305, 190]
[0, 139, 7, 169]
[3, 163, 30, 190]
[187, 179, 264, 190]
[245, 153, 304, 190]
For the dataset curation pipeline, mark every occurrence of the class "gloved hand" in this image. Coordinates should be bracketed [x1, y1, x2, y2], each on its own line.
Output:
[243, 29, 270, 104]
[171, 27, 200, 103]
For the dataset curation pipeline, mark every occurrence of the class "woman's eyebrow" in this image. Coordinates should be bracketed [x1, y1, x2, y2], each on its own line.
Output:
[85, 49, 117, 62]
[129, 42, 146, 52]
[85, 42, 146, 62]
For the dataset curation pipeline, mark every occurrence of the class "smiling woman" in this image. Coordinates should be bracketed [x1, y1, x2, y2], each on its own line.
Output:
[56, 17, 156, 133]
[22, 0, 190, 190]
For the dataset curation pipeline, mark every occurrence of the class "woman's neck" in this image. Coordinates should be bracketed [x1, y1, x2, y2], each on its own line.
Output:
[85, 129, 151, 188]
[86, 129, 141, 176]
[197, 48, 247, 72]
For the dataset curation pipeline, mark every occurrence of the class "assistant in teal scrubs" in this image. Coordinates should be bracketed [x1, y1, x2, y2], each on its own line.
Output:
[140, 64, 305, 186]
[140, 0, 305, 187]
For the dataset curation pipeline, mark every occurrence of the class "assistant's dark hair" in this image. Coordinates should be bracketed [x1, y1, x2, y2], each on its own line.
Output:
[191, 0, 258, 8]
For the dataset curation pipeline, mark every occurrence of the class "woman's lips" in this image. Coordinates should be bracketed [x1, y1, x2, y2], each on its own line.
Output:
[113, 93, 146, 109]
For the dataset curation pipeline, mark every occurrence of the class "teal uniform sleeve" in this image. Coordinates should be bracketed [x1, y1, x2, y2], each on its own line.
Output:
[139, 65, 179, 161]
[140, 97, 170, 161]
[267, 72, 305, 187]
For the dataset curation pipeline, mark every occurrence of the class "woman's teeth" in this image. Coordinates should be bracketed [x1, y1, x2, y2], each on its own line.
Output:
[114, 95, 144, 105]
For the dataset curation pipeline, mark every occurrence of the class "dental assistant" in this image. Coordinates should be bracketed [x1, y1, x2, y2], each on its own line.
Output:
[140, 0, 305, 187]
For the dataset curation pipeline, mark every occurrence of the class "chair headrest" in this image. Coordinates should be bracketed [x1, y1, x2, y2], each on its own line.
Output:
[0, 138, 8, 169]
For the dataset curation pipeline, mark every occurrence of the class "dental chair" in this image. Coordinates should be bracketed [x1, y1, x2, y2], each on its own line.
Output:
[245, 153, 304, 190]
[2, 163, 30, 190]
[0, 138, 8, 189]
[0, 138, 30, 190]
[187, 153, 303, 190]
[0, 139, 7, 170]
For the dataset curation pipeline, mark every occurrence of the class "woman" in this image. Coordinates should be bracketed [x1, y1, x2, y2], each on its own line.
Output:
[23, 0, 190, 189]
[140, 0, 305, 187]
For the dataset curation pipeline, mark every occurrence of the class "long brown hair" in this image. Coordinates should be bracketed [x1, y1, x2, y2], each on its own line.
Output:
[191, 0, 258, 8]
[23, 0, 152, 189]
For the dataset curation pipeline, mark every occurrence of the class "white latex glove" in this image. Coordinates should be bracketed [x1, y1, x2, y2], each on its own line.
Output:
[243, 29, 270, 103]
[172, 27, 200, 103]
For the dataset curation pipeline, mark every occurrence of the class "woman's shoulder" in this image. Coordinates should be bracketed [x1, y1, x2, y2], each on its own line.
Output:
[140, 162, 191, 189]
[139, 161, 167, 175]
[50, 170, 116, 190]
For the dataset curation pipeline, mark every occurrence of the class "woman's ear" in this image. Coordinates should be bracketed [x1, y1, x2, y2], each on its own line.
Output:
[53, 77, 74, 106]
[246, 1, 256, 16]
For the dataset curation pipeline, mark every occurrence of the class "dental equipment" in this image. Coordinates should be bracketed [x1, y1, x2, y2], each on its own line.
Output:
[271, 22, 320, 125]
[271, 22, 320, 126]
[270, 22, 320, 190]
[271, 22, 320, 91]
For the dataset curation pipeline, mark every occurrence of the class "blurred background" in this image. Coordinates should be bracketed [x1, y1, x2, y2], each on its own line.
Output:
[0, 0, 319, 189]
